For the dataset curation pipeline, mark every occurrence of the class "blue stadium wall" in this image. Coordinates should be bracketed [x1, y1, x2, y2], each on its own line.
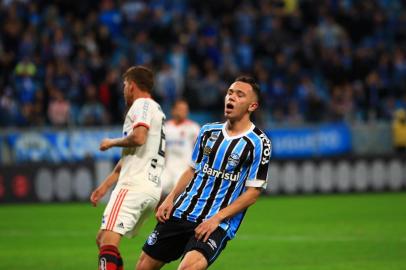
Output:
[0, 124, 404, 203]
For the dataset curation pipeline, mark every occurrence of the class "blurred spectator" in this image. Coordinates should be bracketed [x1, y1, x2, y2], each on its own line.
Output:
[78, 84, 108, 126]
[155, 63, 182, 113]
[183, 64, 203, 109]
[316, 15, 347, 49]
[99, 69, 121, 123]
[198, 70, 225, 111]
[0, 87, 18, 126]
[47, 88, 70, 126]
[286, 100, 303, 125]
[304, 89, 326, 123]
[392, 109, 406, 152]
[328, 84, 354, 122]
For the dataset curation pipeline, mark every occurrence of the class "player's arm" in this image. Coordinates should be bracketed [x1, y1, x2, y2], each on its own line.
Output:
[100, 125, 148, 151]
[90, 159, 122, 207]
[196, 133, 272, 241]
[195, 187, 262, 241]
[156, 166, 195, 223]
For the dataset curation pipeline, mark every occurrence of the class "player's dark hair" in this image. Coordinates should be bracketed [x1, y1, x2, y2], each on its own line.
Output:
[235, 76, 260, 101]
[172, 98, 189, 108]
[123, 66, 154, 93]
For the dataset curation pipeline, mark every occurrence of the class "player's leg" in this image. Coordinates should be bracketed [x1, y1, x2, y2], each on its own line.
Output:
[138, 217, 196, 270]
[180, 227, 229, 270]
[97, 188, 129, 270]
[177, 250, 208, 270]
[99, 231, 123, 270]
[136, 251, 165, 270]
[96, 230, 124, 269]
[96, 229, 103, 249]
[128, 194, 159, 238]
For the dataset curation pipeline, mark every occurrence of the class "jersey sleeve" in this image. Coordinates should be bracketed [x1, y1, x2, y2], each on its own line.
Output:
[190, 125, 207, 169]
[245, 134, 272, 189]
[128, 99, 154, 129]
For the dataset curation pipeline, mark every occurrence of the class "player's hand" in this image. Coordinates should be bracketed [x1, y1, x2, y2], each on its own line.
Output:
[90, 185, 108, 207]
[194, 215, 222, 242]
[156, 197, 173, 223]
[100, 138, 113, 151]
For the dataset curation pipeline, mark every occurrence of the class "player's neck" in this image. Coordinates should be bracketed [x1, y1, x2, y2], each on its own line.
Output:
[135, 92, 152, 100]
[128, 92, 152, 106]
[173, 118, 187, 125]
[225, 118, 252, 136]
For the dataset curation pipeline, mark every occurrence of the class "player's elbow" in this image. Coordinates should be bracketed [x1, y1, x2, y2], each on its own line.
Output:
[247, 195, 258, 206]
[247, 188, 262, 205]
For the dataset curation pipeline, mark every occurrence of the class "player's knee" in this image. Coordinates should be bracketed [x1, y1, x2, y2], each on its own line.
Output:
[178, 253, 207, 270]
[99, 230, 121, 247]
[178, 262, 206, 270]
[135, 257, 148, 270]
[136, 252, 163, 270]
[96, 231, 103, 249]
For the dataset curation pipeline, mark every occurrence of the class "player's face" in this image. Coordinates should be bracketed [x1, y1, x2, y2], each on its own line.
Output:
[172, 101, 189, 121]
[123, 79, 133, 106]
[224, 81, 258, 120]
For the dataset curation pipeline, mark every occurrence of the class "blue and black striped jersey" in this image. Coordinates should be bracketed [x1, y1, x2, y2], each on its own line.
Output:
[172, 122, 272, 239]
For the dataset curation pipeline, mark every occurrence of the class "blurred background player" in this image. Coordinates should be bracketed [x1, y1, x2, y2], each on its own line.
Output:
[161, 99, 200, 197]
[90, 66, 166, 270]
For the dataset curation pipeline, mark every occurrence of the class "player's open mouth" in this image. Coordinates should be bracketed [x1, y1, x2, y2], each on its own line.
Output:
[226, 103, 234, 110]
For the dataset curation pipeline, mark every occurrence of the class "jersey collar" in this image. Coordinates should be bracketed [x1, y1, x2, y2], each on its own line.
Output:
[221, 122, 255, 140]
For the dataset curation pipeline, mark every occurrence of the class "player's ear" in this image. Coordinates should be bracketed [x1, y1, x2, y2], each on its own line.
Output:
[248, 102, 258, 112]
[130, 81, 138, 92]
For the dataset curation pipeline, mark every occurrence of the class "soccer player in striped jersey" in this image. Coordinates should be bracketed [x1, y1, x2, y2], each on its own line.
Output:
[90, 66, 166, 270]
[136, 76, 271, 270]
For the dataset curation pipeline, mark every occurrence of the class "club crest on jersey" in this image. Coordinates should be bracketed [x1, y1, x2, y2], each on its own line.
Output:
[147, 230, 159, 245]
[209, 133, 219, 142]
[203, 146, 212, 156]
[227, 153, 240, 166]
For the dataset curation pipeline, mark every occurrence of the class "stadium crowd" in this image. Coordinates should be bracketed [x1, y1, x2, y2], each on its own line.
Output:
[1, 0, 406, 127]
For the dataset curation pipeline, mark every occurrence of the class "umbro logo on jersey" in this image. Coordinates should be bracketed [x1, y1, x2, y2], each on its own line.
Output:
[117, 222, 124, 229]
[207, 239, 217, 250]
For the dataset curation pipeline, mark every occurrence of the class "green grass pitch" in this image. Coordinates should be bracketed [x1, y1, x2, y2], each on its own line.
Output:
[0, 193, 405, 270]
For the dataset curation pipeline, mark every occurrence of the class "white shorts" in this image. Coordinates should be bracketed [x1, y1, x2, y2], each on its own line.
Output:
[100, 188, 158, 238]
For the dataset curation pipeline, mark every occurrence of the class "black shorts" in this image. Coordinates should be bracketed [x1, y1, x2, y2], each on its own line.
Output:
[142, 217, 229, 266]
